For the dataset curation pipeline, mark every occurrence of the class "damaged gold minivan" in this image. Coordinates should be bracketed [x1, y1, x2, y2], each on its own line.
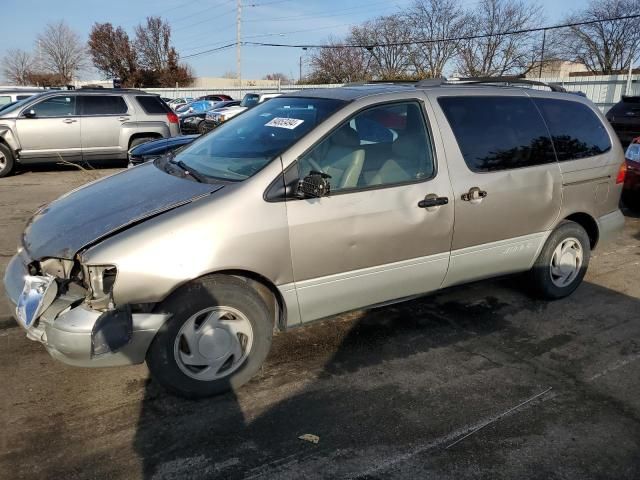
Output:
[4, 80, 625, 398]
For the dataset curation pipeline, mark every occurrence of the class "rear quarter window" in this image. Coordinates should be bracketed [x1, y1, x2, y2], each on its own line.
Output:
[438, 96, 555, 172]
[534, 98, 611, 161]
[136, 95, 171, 114]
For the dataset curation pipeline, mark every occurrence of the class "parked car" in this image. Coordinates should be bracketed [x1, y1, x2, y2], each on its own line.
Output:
[622, 137, 640, 210]
[176, 99, 217, 118]
[128, 134, 199, 167]
[0, 88, 180, 177]
[606, 96, 640, 146]
[201, 92, 281, 131]
[4, 82, 624, 398]
[181, 100, 240, 134]
[0, 88, 44, 106]
[167, 97, 194, 110]
[197, 94, 234, 102]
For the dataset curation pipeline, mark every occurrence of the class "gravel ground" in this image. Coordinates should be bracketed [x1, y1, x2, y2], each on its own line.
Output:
[1, 165, 639, 480]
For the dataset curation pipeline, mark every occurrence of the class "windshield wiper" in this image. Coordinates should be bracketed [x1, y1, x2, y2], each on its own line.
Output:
[170, 159, 206, 183]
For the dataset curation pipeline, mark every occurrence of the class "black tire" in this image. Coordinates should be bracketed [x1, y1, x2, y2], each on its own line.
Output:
[0, 142, 15, 178]
[198, 121, 208, 135]
[527, 220, 591, 299]
[128, 136, 156, 149]
[146, 275, 273, 399]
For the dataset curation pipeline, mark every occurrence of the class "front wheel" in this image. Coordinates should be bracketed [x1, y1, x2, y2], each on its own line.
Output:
[0, 143, 15, 178]
[146, 275, 273, 398]
[527, 221, 591, 299]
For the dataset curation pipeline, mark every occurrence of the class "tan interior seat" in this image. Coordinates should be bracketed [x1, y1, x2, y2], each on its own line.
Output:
[370, 136, 423, 185]
[316, 125, 365, 189]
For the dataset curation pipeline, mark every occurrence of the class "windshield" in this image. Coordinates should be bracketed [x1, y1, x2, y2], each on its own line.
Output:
[0, 94, 41, 115]
[172, 97, 346, 181]
[240, 94, 260, 108]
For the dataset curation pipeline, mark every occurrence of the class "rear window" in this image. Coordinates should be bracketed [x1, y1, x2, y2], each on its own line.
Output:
[136, 95, 171, 114]
[438, 96, 555, 172]
[534, 98, 612, 161]
[80, 95, 128, 115]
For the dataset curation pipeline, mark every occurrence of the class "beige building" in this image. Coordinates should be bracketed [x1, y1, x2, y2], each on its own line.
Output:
[525, 60, 588, 78]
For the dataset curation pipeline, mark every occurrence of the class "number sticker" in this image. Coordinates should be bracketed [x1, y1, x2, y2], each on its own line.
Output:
[265, 117, 304, 129]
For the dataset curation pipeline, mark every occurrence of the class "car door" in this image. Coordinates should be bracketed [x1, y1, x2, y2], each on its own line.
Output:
[285, 99, 454, 323]
[430, 91, 563, 288]
[79, 95, 129, 160]
[15, 94, 81, 162]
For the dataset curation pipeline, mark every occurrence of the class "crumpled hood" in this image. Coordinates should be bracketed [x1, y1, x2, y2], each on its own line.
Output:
[23, 161, 223, 260]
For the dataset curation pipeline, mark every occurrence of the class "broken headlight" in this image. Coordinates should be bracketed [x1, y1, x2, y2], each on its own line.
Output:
[85, 265, 117, 310]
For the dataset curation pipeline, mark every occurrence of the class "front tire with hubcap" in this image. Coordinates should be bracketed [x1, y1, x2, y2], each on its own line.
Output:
[528, 220, 591, 299]
[0, 143, 15, 178]
[146, 275, 273, 398]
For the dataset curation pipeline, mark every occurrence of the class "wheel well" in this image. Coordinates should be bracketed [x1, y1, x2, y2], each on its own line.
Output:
[198, 270, 286, 332]
[564, 212, 599, 249]
[128, 133, 162, 149]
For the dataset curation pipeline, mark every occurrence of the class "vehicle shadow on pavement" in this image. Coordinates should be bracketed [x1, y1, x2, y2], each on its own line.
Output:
[130, 274, 640, 480]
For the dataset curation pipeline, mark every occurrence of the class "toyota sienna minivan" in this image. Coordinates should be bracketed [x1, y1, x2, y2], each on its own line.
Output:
[4, 80, 625, 398]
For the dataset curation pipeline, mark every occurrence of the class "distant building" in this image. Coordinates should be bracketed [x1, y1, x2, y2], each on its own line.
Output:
[525, 60, 588, 78]
[73, 77, 283, 89]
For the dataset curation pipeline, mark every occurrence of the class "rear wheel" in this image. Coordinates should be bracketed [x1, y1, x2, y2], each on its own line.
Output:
[527, 221, 590, 299]
[0, 143, 15, 178]
[146, 275, 273, 398]
[129, 136, 156, 149]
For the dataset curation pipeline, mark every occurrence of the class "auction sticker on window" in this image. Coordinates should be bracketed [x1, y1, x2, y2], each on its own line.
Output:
[265, 117, 304, 129]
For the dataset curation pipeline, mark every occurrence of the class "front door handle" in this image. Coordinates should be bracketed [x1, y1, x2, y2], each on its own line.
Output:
[118, 116, 130, 122]
[418, 194, 449, 209]
[62, 118, 77, 124]
[461, 186, 488, 202]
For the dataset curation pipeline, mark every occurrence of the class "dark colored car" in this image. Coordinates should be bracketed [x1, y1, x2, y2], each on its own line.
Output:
[197, 94, 234, 102]
[180, 100, 241, 134]
[622, 137, 640, 210]
[127, 134, 198, 167]
[606, 96, 640, 147]
[197, 100, 243, 134]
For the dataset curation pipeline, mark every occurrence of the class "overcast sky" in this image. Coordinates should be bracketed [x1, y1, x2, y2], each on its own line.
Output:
[2, 0, 586, 81]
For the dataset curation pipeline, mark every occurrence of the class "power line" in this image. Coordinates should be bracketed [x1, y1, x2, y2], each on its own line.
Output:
[181, 42, 238, 59]
[242, 13, 640, 49]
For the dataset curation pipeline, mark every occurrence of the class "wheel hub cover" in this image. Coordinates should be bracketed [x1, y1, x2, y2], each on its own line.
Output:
[198, 327, 232, 360]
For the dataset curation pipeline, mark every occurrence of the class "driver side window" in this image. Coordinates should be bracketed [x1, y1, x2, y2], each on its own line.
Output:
[298, 101, 435, 193]
[28, 96, 76, 118]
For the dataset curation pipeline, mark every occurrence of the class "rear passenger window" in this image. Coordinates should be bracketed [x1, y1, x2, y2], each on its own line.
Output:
[438, 96, 555, 172]
[298, 101, 435, 192]
[80, 96, 127, 115]
[136, 95, 171, 114]
[534, 98, 611, 161]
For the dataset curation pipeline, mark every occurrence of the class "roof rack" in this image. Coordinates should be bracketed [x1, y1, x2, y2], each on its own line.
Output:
[448, 76, 567, 92]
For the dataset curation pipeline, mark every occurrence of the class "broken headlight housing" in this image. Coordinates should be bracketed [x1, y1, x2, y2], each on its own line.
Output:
[84, 265, 118, 310]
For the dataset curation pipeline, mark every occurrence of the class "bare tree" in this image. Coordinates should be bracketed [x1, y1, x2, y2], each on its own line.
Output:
[307, 36, 368, 83]
[88, 23, 138, 86]
[135, 17, 173, 72]
[2, 49, 35, 85]
[456, 0, 543, 77]
[560, 0, 640, 74]
[405, 0, 468, 78]
[36, 21, 86, 83]
[263, 72, 290, 82]
[350, 15, 414, 79]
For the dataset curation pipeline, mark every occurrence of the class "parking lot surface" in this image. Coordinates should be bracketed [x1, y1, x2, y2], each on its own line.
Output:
[1, 166, 639, 479]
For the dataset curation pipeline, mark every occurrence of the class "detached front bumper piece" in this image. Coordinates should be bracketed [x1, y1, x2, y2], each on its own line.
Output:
[3, 252, 169, 367]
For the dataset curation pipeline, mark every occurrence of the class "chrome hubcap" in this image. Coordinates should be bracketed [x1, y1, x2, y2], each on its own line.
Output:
[174, 306, 253, 381]
[550, 237, 583, 288]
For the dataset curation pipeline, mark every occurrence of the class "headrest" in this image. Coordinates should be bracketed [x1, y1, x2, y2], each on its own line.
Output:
[393, 135, 421, 159]
[331, 125, 360, 148]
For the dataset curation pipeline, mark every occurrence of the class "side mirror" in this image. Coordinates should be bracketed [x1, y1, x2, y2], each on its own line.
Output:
[297, 170, 331, 198]
[23, 109, 36, 118]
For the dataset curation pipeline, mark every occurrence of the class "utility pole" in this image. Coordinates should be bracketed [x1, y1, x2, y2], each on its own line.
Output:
[236, 0, 242, 90]
[299, 47, 307, 83]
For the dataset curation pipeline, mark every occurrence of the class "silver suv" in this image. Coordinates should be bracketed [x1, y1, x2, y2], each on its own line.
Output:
[3, 80, 625, 398]
[0, 88, 180, 177]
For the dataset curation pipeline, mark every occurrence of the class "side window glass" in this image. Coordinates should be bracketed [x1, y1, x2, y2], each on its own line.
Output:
[438, 96, 555, 172]
[81, 96, 128, 115]
[29, 96, 76, 118]
[298, 102, 435, 192]
[534, 98, 611, 161]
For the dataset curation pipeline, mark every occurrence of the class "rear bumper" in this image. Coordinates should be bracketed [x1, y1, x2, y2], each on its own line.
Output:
[3, 252, 169, 367]
[597, 210, 625, 247]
